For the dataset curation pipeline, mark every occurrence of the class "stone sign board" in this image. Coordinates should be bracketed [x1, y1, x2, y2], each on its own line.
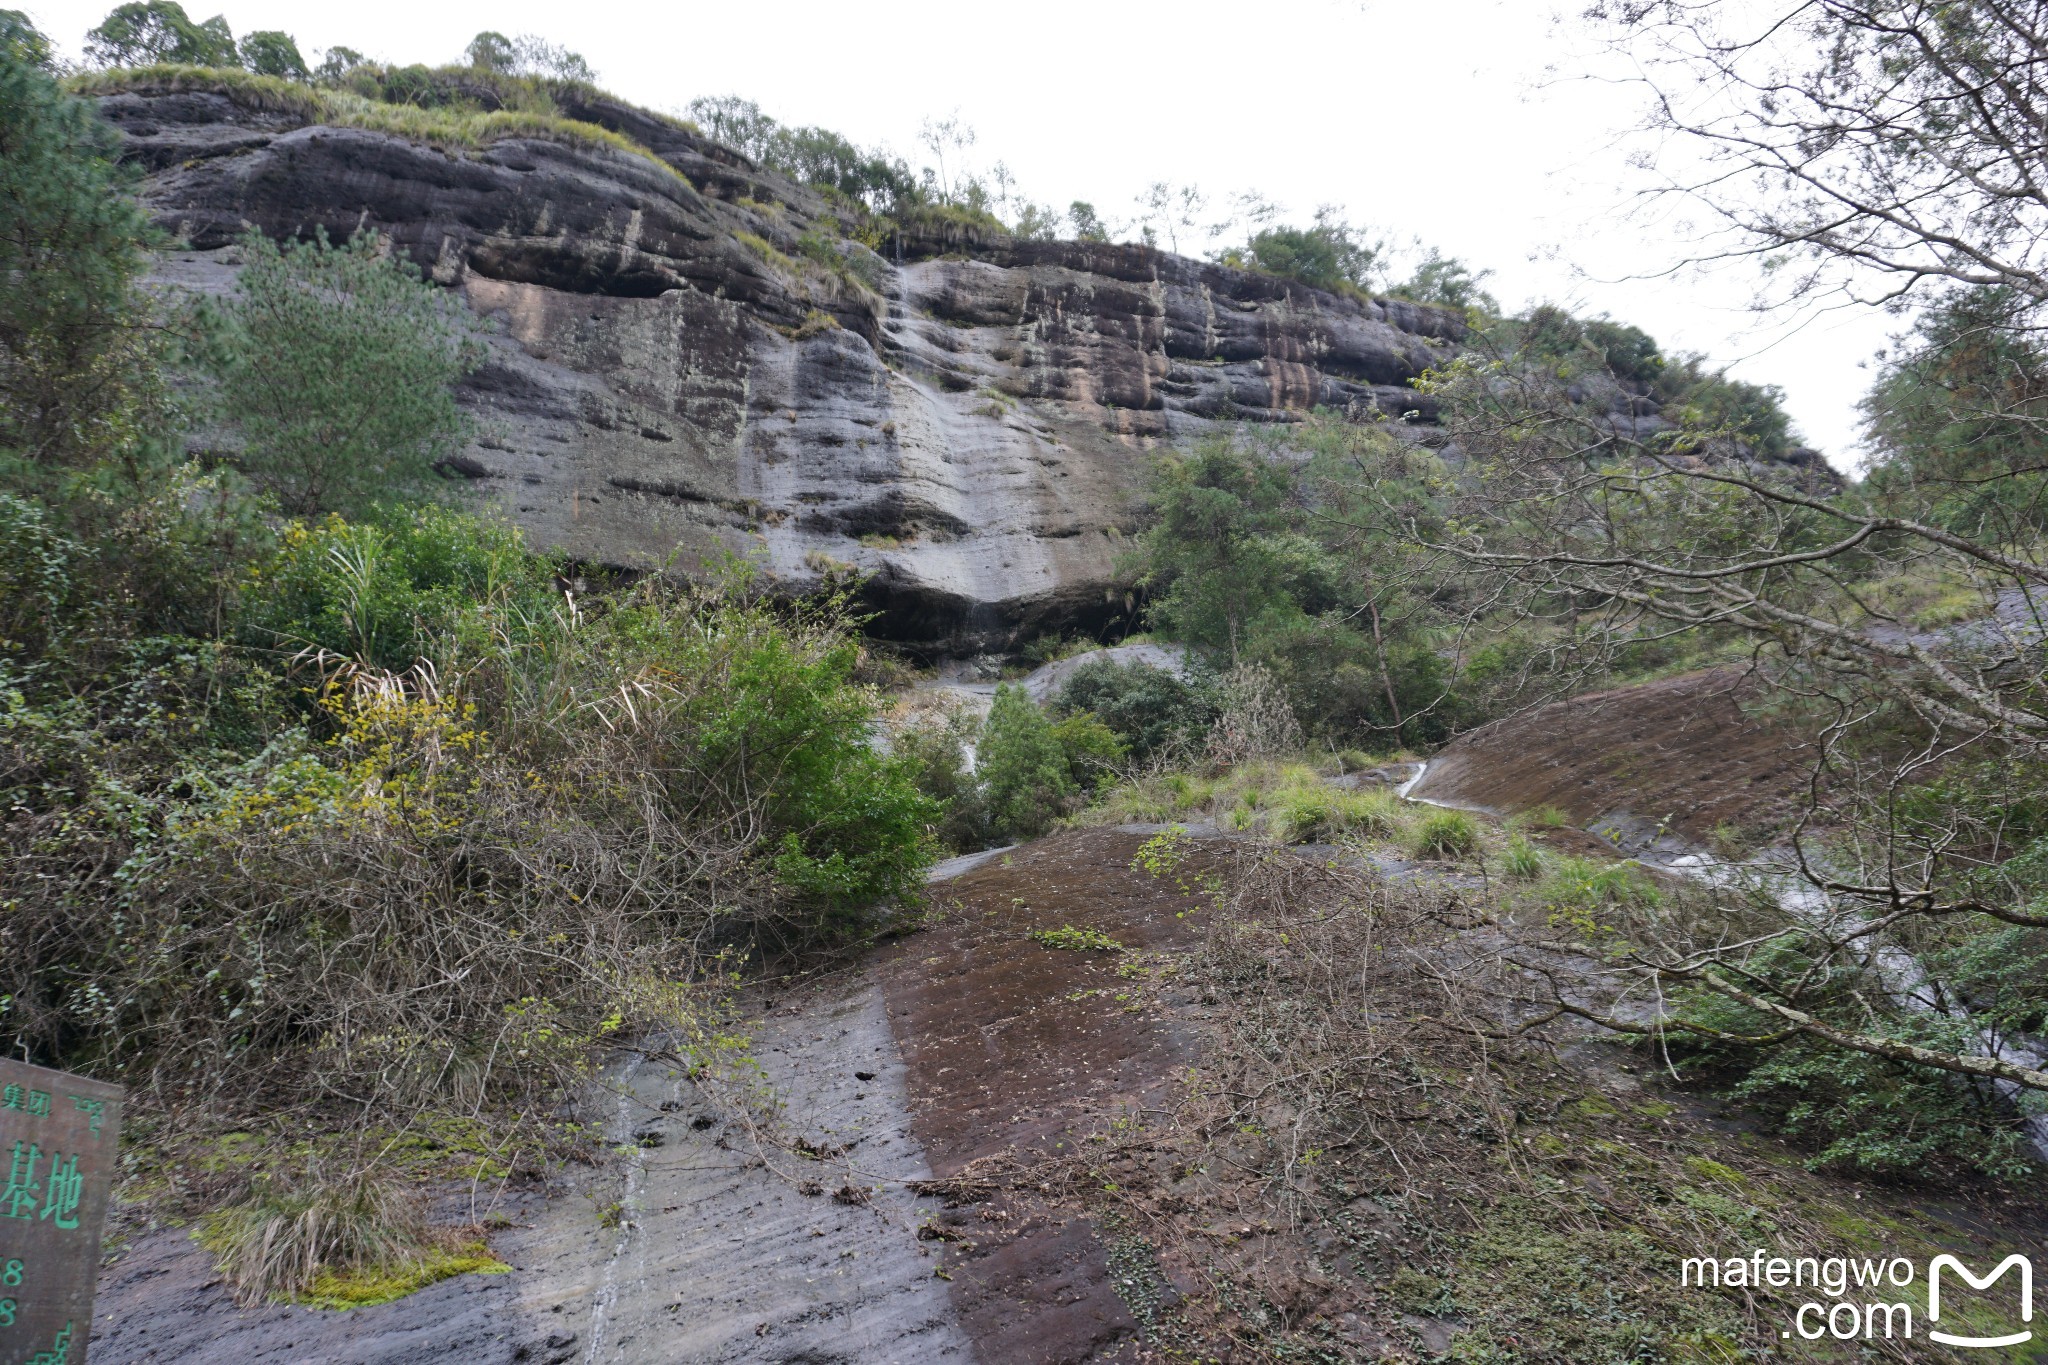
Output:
[0, 1059, 122, 1364]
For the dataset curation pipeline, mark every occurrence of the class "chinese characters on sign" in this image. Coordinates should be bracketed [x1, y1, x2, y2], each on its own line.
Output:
[0, 1059, 122, 1365]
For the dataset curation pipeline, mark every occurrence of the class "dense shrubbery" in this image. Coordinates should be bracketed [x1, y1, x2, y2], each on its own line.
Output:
[1673, 946, 2039, 1180]
[894, 710, 990, 852]
[1050, 656, 1217, 761]
[977, 683, 1078, 840]
[241, 508, 553, 669]
[1124, 421, 1478, 749]
[1490, 303, 1798, 458]
[901, 680, 1129, 851]
[1207, 204, 1494, 311]
[0, 32, 933, 1149]
[1227, 208, 1380, 297]
[3, 515, 934, 1118]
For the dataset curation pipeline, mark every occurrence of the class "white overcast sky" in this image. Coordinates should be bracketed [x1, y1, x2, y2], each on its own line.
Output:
[27, 0, 1897, 469]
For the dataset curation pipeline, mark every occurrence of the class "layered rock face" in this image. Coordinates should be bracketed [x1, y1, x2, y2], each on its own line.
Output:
[102, 79, 1472, 650]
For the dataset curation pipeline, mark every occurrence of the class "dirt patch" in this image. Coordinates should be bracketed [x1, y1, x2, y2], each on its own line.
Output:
[1413, 667, 1813, 844]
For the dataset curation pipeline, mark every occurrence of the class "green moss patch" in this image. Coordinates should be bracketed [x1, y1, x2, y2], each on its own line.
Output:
[299, 1243, 511, 1310]
[1028, 924, 1124, 952]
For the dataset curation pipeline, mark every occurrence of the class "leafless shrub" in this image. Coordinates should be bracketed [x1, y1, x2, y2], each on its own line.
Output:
[1133, 845, 1933, 1358]
[1204, 663, 1305, 768]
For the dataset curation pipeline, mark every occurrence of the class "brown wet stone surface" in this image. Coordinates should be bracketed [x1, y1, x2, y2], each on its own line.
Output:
[884, 825, 1221, 1364]
[1413, 666, 1810, 841]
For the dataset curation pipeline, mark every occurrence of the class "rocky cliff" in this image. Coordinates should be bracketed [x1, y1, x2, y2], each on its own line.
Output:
[103, 75, 1469, 651]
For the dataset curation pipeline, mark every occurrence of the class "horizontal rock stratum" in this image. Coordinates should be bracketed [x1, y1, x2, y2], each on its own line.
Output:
[102, 74, 1474, 651]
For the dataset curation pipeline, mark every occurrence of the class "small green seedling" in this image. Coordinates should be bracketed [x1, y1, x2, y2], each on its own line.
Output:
[1028, 925, 1124, 952]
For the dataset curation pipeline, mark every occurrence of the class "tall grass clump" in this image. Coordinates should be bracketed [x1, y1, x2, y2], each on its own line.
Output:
[1269, 784, 1404, 844]
[199, 1172, 434, 1305]
[1501, 832, 1544, 880]
[1407, 806, 1480, 860]
[1540, 854, 1663, 916]
[1510, 803, 1571, 831]
[1079, 781, 1178, 827]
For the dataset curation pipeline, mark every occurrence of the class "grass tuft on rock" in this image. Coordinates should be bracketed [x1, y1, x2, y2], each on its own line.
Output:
[196, 1173, 457, 1306]
[1406, 805, 1480, 859]
[1028, 924, 1124, 952]
[69, 66, 681, 176]
[1501, 831, 1544, 879]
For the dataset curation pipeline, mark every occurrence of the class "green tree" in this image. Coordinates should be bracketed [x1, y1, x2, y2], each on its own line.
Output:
[236, 30, 307, 80]
[1068, 201, 1110, 243]
[1012, 201, 1062, 241]
[1050, 710, 1124, 791]
[0, 30, 170, 479]
[1664, 367, 1792, 459]
[507, 35, 593, 83]
[1503, 306, 1789, 453]
[978, 684, 1072, 840]
[311, 45, 366, 84]
[1236, 207, 1381, 294]
[687, 94, 778, 155]
[199, 231, 484, 517]
[1132, 421, 1470, 746]
[84, 1, 235, 68]
[1862, 286, 2048, 536]
[463, 31, 594, 83]
[1516, 304, 1587, 364]
[0, 9, 51, 66]
[687, 98, 920, 213]
[896, 712, 990, 852]
[1582, 318, 1663, 382]
[463, 30, 516, 73]
[1054, 657, 1215, 760]
[1135, 437, 1338, 662]
[1394, 249, 1495, 313]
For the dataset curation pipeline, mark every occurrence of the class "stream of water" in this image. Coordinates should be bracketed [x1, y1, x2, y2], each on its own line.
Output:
[1396, 760, 2048, 1158]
